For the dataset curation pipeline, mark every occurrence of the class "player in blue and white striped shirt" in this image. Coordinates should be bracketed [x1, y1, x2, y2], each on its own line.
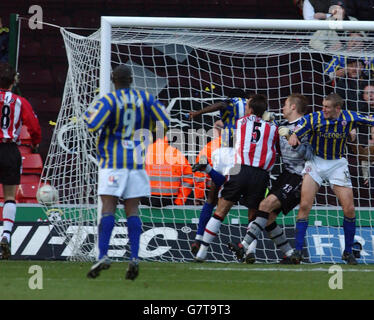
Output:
[288, 92, 374, 265]
[85, 65, 170, 279]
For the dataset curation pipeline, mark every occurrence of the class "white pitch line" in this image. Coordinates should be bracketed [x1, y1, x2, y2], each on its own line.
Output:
[190, 267, 374, 272]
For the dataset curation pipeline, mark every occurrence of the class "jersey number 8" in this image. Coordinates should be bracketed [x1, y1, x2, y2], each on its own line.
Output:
[1, 104, 11, 129]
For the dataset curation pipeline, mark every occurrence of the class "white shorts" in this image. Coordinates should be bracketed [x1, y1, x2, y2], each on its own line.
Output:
[211, 147, 235, 176]
[98, 168, 151, 199]
[302, 156, 352, 188]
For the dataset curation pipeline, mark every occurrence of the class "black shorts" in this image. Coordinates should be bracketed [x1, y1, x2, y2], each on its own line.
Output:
[220, 164, 269, 209]
[0, 143, 22, 185]
[269, 171, 303, 215]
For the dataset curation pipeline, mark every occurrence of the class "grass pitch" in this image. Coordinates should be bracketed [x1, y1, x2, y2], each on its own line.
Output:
[1, 260, 374, 300]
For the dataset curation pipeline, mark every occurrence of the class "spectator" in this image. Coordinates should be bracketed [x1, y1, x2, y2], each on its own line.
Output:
[303, 0, 342, 20]
[309, 3, 359, 52]
[346, 0, 374, 21]
[0, 18, 9, 62]
[193, 121, 222, 205]
[293, 0, 304, 17]
[323, 32, 374, 82]
[143, 135, 194, 207]
[335, 58, 368, 112]
[354, 81, 374, 152]
[359, 82, 374, 115]
[349, 83, 374, 187]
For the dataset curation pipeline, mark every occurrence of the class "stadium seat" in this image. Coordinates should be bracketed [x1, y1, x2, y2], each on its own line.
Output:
[51, 64, 68, 95]
[22, 153, 43, 174]
[18, 145, 33, 155]
[21, 174, 40, 185]
[40, 37, 67, 64]
[16, 183, 39, 204]
[71, 10, 100, 28]
[19, 126, 32, 145]
[30, 95, 62, 113]
[19, 41, 42, 60]
[18, 67, 54, 92]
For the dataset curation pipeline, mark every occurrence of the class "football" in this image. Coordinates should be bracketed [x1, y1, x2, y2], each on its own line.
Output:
[36, 184, 59, 206]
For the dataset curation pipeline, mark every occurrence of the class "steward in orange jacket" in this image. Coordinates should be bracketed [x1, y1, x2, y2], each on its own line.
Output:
[193, 136, 221, 201]
[145, 137, 193, 205]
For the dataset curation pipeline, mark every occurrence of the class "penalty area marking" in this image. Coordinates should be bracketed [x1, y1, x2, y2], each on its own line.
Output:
[190, 266, 374, 272]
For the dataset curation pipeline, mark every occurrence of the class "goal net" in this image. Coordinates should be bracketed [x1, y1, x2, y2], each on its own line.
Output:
[40, 17, 374, 263]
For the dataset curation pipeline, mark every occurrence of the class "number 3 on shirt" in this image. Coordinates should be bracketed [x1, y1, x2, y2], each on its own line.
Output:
[123, 109, 135, 138]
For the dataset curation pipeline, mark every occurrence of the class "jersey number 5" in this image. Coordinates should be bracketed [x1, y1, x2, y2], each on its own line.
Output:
[251, 121, 262, 143]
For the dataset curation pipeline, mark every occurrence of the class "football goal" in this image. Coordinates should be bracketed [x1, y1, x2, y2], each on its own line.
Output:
[40, 17, 374, 263]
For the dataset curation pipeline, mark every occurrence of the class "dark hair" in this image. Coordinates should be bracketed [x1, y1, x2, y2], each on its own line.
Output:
[0, 62, 16, 88]
[288, 93, 308, 115]
[362, 81, 374, 90]
[331, 0, 345, 8]
[226, 88, 247, 99]
[325, 92, 344, 108]
[111, 64, 132, 86]
[346, 58, 364, 66]
[248, 94, 267, 117]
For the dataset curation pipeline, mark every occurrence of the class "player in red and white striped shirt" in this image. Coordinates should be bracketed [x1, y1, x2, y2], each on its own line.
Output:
[195, 94, 279, 262]
[0, 62, 41, 259]
[235, 109, 278, 170]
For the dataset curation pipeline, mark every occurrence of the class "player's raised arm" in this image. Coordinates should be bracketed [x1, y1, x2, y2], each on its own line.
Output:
[288, 115, 312, 146]
[349, 110, 374, 127]
[189, 101, 227, 119]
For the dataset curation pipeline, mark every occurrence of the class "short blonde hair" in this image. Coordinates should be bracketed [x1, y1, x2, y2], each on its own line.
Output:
[325, 92, 344, 108]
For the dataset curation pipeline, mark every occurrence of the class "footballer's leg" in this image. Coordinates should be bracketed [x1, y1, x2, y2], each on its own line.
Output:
[124, 197, 142, 280]
[87, 194, 117, 279]
[291, 174, 319, 264]
[195, 197, 233, 262]
[333, 185, 358, 265]
[262, 190, 298, 263]
[191, 184, 218, 256]
[1, 185, 18, 260]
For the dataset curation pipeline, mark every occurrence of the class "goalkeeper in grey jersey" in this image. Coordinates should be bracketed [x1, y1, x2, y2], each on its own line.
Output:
[229, 93, 311, 264]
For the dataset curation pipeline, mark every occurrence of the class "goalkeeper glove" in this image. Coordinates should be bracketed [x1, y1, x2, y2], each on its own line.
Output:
[262, 111, 275, 122]
[293, 142, 314, 161]
[278, 126, 292, 139]
[361, 160, 369, 182]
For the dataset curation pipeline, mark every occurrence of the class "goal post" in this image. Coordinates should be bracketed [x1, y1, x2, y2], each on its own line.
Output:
[40, 17, 374, 263]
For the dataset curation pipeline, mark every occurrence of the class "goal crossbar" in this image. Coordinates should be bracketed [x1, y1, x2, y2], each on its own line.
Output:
[100, 17, 374, 95]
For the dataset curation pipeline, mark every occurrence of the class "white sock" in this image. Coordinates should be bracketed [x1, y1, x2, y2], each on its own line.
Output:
[196, 244, 208, 261]
[202, 215, 222, 245]
[2, 201, 16, 242]
[285, 249, 294, 257]
[246, 239, 257, 254]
